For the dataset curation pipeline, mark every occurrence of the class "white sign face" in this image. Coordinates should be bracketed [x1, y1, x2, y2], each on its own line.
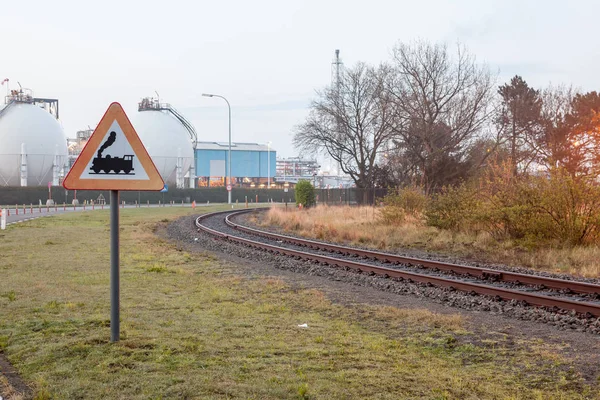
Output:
[79, 120, 150, 181]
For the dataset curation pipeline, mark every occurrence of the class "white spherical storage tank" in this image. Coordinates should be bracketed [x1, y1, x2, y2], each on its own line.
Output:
[131, 110, 194, 186]
[0, 103, 67, 186]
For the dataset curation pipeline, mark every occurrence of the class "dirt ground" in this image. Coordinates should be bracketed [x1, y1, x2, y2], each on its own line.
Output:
[0, 352, 30, 399]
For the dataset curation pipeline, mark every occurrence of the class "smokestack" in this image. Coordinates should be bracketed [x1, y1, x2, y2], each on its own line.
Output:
[97, 131, 117, 158]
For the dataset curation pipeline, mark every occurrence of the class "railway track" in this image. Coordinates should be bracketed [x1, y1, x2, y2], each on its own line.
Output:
[195, 209, 600, 318]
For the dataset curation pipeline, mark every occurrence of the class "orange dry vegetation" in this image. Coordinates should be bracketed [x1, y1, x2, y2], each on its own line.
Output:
[262, 205, 433, 250]
[262, 205, 600, 278]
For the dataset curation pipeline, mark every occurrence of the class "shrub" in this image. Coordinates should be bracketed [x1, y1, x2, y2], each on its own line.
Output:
[473, 161, 541, 240]
[295, 180, 316, 208]
[425, 183, 478, 231]
[526, 170, 600, 246]
[380, 186, 427, 224]
[443, 161, 600, 247]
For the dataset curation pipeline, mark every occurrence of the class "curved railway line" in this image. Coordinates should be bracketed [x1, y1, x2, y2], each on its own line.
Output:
[195, 209, 600, 319]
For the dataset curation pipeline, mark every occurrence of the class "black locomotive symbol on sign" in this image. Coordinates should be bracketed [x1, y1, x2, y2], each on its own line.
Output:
[89, 131, 135, 175]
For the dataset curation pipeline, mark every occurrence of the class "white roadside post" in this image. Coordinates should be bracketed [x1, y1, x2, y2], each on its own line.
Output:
[1, 209, 6, 230]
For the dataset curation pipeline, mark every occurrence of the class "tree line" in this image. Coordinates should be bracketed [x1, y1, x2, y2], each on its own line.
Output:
[294, 40, 600, 193]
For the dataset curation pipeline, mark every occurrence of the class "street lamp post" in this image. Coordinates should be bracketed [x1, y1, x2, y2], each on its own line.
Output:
[202, 93, 232, 204]
[267, 141, 272, 189]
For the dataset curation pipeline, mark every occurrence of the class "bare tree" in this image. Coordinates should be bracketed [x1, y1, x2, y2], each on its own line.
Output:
[294, 63, 395, 190]
[387, 40, 495, 190]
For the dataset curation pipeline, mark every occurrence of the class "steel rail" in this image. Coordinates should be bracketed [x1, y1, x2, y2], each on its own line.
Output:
[195, 210, 600, 317]
[196, 211, 600, 317]
[223, 210, 600, 296]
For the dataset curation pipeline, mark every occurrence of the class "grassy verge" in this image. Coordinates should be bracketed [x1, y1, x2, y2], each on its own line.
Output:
[261, 206, 600, 277]
[0, 206, 597, 398]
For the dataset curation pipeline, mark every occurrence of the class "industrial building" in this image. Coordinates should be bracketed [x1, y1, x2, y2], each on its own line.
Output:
[274, 157, 354, 188]
[133, 98, 279, 189]
[275, 157, 320, 181]
[195, 141, 276, 187]
[67, 128, 93, 169]
[133, 97, 197, 189]
[0, 86, 67, 187]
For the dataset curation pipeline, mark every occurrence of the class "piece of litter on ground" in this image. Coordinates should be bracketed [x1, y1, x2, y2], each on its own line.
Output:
[194, 238, 198, 241]
[297, 323, 309, 328]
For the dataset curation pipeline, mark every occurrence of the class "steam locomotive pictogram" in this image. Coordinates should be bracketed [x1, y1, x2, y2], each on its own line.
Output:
[91, 154, 135, 174]
[89, 130, 135, 175]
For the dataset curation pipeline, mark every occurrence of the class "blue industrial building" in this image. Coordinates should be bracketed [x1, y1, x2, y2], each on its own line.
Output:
[195, 141, 276, 187]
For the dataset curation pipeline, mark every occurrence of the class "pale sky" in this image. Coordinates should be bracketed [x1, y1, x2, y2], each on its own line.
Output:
[2, 0, 600, 159]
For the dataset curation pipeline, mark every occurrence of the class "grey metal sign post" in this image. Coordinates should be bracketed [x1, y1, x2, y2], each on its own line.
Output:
[110, 190, 120, 342]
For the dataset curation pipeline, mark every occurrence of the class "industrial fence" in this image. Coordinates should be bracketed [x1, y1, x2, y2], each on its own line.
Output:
[315, 188, 389, 206]
[0, 187, 389, 207]
[0, 187, 295, 206]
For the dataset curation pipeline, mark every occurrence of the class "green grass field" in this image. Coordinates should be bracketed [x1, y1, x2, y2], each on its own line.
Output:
[0, 207, 597, 399]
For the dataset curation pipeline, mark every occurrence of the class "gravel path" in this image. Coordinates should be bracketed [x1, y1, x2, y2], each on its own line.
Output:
[164, 213, 600, 384]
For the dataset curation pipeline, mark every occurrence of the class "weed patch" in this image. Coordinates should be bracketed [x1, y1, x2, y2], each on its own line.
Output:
[145, 265, 170, 273]
[2, 290, 16, 302]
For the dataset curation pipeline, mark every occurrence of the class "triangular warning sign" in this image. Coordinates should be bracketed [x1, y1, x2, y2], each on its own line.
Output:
[63, 102, 164, 191]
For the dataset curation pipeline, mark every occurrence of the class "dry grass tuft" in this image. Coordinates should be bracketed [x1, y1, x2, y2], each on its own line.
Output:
[264, 205, 436, 250]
